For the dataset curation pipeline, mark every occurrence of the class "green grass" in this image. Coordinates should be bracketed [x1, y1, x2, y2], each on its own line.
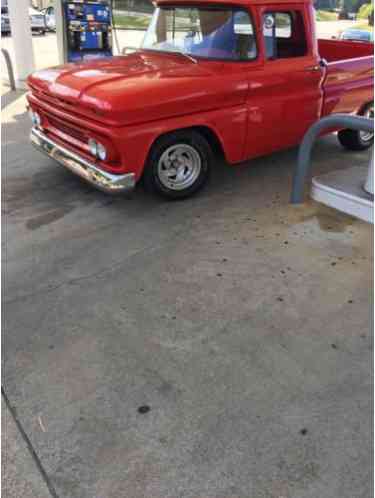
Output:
[316, 10, 338, 21]
[357, 3, 373, 19]
[113, 14, 150, 29]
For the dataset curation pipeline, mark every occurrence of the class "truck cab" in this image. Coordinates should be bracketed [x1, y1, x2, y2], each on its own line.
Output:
[27, 0, 373, 199]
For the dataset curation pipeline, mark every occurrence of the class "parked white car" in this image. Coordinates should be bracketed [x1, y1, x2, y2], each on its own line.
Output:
[43, 5, 56, 32]
[29, 7, 46, 35]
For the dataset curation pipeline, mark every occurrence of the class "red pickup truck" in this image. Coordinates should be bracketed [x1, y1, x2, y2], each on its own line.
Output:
[27, 0, 373, 199]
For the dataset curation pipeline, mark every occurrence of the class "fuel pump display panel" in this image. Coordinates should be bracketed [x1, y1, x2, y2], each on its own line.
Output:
[64, 1, 113, 63]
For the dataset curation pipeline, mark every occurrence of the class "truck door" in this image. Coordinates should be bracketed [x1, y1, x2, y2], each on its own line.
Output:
[245, 4, 325, 158]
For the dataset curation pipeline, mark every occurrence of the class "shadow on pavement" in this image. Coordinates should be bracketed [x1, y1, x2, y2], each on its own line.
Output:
[1, 89, 26, 111]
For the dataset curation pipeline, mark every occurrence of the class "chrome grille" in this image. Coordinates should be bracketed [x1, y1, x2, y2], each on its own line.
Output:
[47, 115, 87, 143]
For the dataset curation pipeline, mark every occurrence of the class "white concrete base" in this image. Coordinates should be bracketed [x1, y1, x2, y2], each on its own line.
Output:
[364, 154, 374, 195]
[311, 166, 374, 223]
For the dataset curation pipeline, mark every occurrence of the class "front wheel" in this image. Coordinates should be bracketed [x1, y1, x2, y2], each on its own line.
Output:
[338, 103, 374, 151]
[142, 130, 212, 200]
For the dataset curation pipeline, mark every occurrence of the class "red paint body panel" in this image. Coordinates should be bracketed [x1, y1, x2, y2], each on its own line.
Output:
[27, 0, 374, 182]
[318, 38, 373, 62]
[318, 39, 373, 116]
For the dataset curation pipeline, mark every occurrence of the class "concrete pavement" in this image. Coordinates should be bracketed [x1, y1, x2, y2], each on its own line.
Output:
[2, 89, 373, 497]
[2, 397, 52, 498]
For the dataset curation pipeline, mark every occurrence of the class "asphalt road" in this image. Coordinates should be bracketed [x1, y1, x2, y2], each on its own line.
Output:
[2, 90, 373, 498]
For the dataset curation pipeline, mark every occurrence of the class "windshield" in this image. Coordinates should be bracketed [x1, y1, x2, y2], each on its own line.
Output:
[142, 6, 257, 61]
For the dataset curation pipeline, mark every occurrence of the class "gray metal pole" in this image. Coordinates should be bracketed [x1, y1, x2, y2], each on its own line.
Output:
[1, 49, 16, 91]
[290, 114, 373, 204]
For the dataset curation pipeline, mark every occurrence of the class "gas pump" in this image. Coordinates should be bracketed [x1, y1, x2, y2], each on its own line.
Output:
[57, 1, 113, 63]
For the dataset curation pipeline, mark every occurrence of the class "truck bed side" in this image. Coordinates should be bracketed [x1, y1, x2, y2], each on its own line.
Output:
[319, 39, 374, 116]
[318, 38, 373, 62]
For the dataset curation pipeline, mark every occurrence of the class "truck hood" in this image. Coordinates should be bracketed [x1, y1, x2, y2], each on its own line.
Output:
[28, 52, 248, 126]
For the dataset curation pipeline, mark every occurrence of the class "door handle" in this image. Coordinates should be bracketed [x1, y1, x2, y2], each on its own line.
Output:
[304, 65, 321, 72]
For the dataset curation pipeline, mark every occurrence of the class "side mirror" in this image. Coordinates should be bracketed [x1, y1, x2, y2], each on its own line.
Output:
[331, 35, 337, 39]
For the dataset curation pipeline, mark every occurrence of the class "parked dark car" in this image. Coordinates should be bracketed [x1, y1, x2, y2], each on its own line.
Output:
[1, 6, 10, 35]
[338, 8, 349, 19]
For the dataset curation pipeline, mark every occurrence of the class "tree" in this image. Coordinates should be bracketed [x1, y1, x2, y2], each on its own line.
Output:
[339, 0, 358, 13]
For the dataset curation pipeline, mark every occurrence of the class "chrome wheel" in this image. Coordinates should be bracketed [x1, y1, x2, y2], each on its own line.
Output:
[360, 105, 374, 142]
[157, 144, 202, 191]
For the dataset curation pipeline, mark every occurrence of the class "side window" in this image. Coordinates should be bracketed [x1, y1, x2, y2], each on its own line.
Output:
[232, 10, 258, 60]
[274, 13, 292, 38]
[263, 11, 307, 60]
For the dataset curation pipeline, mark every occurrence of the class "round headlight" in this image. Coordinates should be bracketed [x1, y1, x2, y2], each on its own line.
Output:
[88, 138, 98, 157]
[97, 142, 107, 161]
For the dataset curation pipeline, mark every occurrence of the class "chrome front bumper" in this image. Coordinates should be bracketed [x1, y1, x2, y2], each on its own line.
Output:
[30, 127, 136, 194]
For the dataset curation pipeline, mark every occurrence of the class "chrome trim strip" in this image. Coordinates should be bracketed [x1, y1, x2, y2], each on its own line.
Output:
[30, 127, 136, 194]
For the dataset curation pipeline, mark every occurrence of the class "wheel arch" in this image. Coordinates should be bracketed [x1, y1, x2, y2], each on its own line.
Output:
[356, 100, 374, 116]
[144, 124, 226, 169]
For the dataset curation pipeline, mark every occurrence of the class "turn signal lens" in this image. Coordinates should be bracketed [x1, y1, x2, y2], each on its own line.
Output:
[35, 113, 41, 127]
[29, 109, 36, 124]
[29, 110, 42, 128]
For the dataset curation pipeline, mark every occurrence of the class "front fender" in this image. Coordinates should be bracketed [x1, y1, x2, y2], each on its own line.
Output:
[116, 105, 248, 180]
